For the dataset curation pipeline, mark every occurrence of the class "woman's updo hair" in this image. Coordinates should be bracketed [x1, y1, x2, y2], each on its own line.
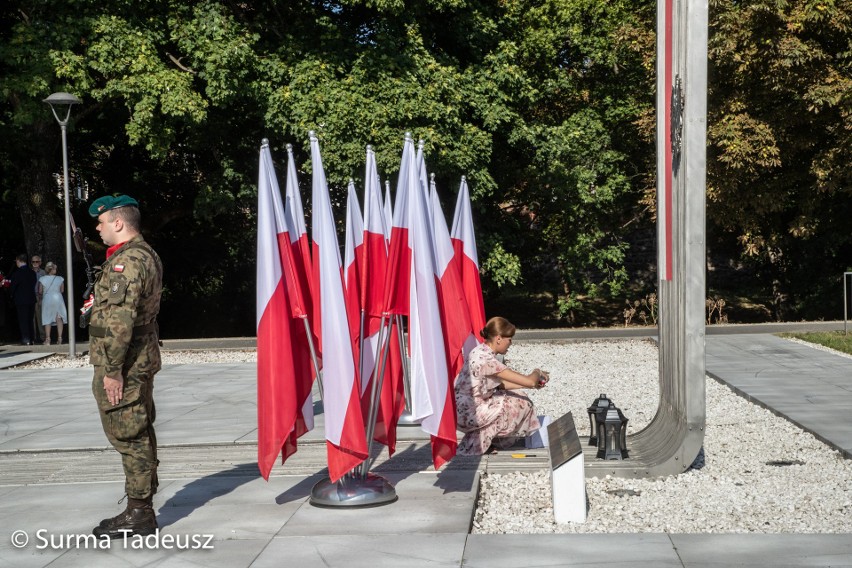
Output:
[480, 316, 516, 341]
[45, 261, 57, 274]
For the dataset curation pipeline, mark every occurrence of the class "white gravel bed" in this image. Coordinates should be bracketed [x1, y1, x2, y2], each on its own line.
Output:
[15, 349, 257, 369]
[475, 339, 852, 534]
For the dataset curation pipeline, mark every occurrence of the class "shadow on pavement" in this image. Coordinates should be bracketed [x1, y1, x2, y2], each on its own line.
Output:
[372, 442, 482, 494]
[274, 473, 327, 505]
[157, 463, 259, 528]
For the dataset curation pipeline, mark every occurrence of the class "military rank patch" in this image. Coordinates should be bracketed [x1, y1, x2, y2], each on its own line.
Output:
[114, 264, 125, 272]
[112, 282, 120, 293]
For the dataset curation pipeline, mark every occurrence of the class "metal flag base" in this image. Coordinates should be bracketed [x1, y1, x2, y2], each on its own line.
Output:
[310, 473, 397, 508]
[397, 409, 421, 426]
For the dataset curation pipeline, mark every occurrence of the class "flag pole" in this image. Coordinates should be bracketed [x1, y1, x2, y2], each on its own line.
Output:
[360, 314, 391, 477]
[362, 322, 395, 475]
[308, 370, 397, 512]
[358, 309, 365, 391]
[395, 314, 420, 425]
[301, 317, 323, 402]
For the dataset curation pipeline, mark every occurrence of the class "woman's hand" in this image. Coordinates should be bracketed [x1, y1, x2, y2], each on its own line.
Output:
[534, 369, 550, 389]
[496, 367, 550, 391]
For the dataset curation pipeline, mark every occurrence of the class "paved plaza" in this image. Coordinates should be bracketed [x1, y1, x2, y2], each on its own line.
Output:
[1, 326, 851, 567]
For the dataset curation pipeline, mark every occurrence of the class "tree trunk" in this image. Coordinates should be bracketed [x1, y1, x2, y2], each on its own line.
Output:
[771, 278, 794, 322]
[16, 122, 67, 276]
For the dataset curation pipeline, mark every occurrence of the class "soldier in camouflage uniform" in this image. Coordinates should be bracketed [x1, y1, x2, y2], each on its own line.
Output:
[86, 195, 163, 539]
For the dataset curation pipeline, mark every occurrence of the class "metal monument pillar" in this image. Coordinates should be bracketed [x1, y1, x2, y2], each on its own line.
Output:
[586, 0, 708, 478]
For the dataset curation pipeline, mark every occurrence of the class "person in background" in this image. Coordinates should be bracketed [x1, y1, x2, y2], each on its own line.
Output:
[31, 255, 47, 343]
[454, 316, 549, 455]
[0, 262, 11, 342]
[9, 254, 37, 345]
[38, 261, 67, 345]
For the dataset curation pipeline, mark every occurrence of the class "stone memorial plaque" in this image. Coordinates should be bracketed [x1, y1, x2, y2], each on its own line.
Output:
[547, 411, 582, 470]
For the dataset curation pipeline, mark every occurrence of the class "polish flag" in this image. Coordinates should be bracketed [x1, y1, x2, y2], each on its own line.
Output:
[382, 134, 414, 317]
[430, 179, 476, 380]
[283, 144, 313, 321]
[256, 141, 314, 480]
[362, 146, 403, 454]
[361, 148, 388, 330]
[450, 176, 486, 337]
[281, 143, 318, 428]
[283, 144, 321, 375]
[309, 133, 368, 482]
[359, 150, 385, 381]
[403, 137, 457, 469]
[343, 179, 365, 358]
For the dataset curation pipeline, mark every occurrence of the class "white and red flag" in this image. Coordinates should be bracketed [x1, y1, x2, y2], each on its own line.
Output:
[430, 178, 476, 380]
[382, 135, 414, 318]
[310, 133, 368, 482]
[343, 179, 365, 357]
[284, 144, 311, 317]
[256, 141, 315, 481]
[403, 137, 457, 469]
[281, 142, 319, 425]
[282, 144, 321, 372]
[282, 144, 315, 325]
[362, 148, 389, 326]
[450, 176, 486, 337]
[362, 146, 404, 454]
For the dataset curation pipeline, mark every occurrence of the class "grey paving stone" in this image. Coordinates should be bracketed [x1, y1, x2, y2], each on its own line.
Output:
[670, 534, 852, 567]
[463, 534, 683, 567]
[17, 536, 268, 568]
[0, 546, 66, 568]
[157, 502, 300, 539]
[253, 534, 467, 568]
[707, 334, 852, 458]
[277, 495, 475, 537]
[155, 474, 313, 508]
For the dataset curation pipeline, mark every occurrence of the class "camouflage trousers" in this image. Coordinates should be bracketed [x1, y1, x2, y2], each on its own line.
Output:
[92, 368, 159, 499]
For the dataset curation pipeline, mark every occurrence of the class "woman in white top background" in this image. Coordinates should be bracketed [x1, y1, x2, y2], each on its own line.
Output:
[38, 261, 68, 345]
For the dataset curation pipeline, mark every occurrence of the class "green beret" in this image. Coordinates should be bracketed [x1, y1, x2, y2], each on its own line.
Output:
[88, 194, 139, 217]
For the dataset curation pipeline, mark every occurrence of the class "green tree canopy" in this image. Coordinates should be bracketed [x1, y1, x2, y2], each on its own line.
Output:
[707, 0, 852, 319]
[2, 0, 848, 336]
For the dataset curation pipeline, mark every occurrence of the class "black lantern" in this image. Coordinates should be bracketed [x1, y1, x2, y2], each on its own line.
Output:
[586, 394, 612, 446]
[596, 406, 629, 460]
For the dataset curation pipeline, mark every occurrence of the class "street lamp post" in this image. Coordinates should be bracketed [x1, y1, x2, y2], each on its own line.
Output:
[43, 92, 82, 359]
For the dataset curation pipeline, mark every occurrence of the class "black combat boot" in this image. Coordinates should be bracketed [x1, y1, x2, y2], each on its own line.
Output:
[93, 497, 157, 539]
[97, 496, 130, 529]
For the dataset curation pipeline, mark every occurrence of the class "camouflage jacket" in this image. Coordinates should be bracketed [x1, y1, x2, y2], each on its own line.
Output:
[89, 234, 163, 376]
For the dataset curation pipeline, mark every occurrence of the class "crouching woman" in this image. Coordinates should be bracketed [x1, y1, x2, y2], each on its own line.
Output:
[454, 316, 549, 455]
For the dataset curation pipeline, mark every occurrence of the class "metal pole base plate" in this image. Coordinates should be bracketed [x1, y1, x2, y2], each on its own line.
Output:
[310, 473, 397, 508]
[397, 410, 421, 426]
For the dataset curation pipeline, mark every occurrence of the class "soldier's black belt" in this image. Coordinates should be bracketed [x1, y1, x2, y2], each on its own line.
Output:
[88, 322, 158, 338]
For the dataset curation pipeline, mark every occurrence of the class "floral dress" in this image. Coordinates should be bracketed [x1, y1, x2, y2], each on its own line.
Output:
[454, 342, 540, 455]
